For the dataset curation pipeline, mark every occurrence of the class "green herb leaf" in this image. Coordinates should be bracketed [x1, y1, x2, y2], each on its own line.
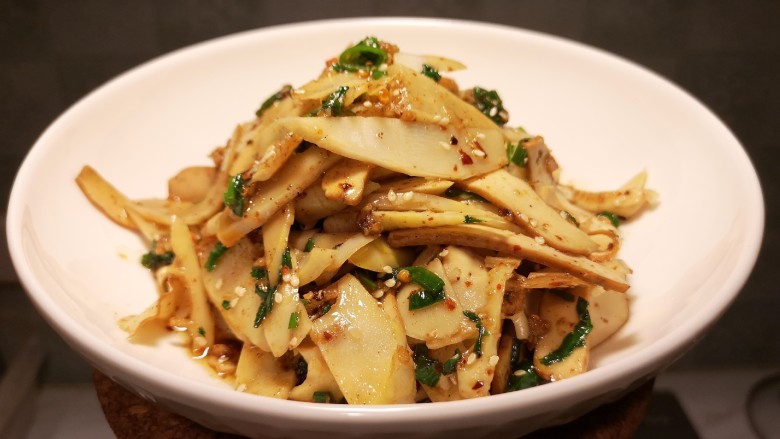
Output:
[205, 241, 228, 272]
[506, 360, 541, 392]
[251, 266, 267, 280]
[401, 267, 446, 310]
[596, 211, 623, 228]
[421, 64, 441, 82]
[288, 311, 300, 329]
[463, 215, 484, 224]
[463, 310, 488, 357]
[321, 86, 349, 116]
[140, 248, 175, 270]
[255, 84, 292, 118]
[321, 302, 332, 316]
[561, 210, 580, 227]
[471, 87, 509, 126]
[441, 349, 462, 375]
[221, 300, 231, 310]
[312, 391, 333, 403]
[253, 284, 276, 328]
[304, 237, 316, 252]
[224, 174, 247, 216]
[281, 247, 292, 269]
[294, 356, 308, 385]
[506, 140, 528, 167]
[333, 36, 387, 73]
[541, 296, 593, 365]
[198, 326, 206, 336]
[412, 344, 440, 387]
[355, 269, 377, 292]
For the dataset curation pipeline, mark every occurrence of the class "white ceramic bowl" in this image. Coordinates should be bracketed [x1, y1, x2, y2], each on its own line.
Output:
[7, 18, 763, 438]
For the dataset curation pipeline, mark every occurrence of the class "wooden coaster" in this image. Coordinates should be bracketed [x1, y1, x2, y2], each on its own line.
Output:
[93, 369, 653, 439]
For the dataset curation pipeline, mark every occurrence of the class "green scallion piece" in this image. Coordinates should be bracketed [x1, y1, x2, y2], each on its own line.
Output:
[412, 344, 440, 387]
[198, 327, 205, 336]
[463, 310, 488, 357]
[596, 211, 623, 228]
[251, 266, 267, 280]
[281, 248, 292, 269]
[463, 215, 484, 224]
[312, 391, 333, 403]
[506, 360, 541, 392]
[140, 248, 174, 270]
[253, 284, 276, 328]
[221, 300, 231, 310]
[224, 174, 247, 216]
[288, 311, 300, 329]
[205, 241, 228, 272]
[561, 210, 580, 227]
[401, 266, 446, 310]
[421, 64, 441, 82]
[472, 86, 509, 126]
[333, 36, 387, 73]
[255, 84, 292, 118]
[444, 187, 488, 202]
[507, 140, 528, 167]
[304, 237, 316, 252]
[441, 349, 462, 375]
[541, 296, 593, 365]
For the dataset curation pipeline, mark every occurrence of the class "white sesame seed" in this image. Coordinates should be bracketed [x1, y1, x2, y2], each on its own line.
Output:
[382, 265, 393, 274]
[519, 213, 529, 222]
[534, 236, 546, 245]
[384, 278, 397, 288]
[234, 286, 246, 297]
[193, 336, 208, 350]
[372, 289, 385, 299]
[433, 114, 442, 122]
[402, 191, 414, 201]
[439, 141, 452, 150]
[560, 211, 568, 219]
[229, 297, 239, 308]
[387, 189, 397, 202]
[236, 383, 247, 392]
[440, 116, 450, 125]
[274, 292, 283, 303]
[529, 218, 538, 228]
[282, 272, 291, 283]
[476, 132, 486, 139]
[438, 248, 449, 257]
[472, 149, 486, 158]
[289, 337, 299, 347]
[438, 376, 451, 390]
[214, 278, 223, 289]
[489, 106, 498, 117]
[513, 369, 526, 377]
[290, 274, 300, 288]
[466, 353, 477, 365]
[218, 355, 229, 364]
[449, 375, 457, 385]
[488, 355, 499, 367]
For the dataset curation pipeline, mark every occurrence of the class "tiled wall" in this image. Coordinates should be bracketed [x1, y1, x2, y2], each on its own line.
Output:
[2, 0, 778, 380]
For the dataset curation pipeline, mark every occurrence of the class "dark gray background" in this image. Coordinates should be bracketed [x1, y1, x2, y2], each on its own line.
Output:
[1, 0, 777, 381]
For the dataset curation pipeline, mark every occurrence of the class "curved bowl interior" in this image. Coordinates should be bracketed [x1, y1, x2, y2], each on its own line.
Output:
[7, 17, 763, 438]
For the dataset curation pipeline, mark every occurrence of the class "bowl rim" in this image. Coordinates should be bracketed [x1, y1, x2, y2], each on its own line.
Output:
[6, 15, 765, 426]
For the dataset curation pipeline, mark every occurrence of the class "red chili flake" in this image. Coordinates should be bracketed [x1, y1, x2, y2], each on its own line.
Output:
[459, 149, 474, 165]
[464, 281, 472, 287]
[323, 331, 333, 341]
[512, 245, 521, 253]
[496, 283, 503, 291]
[340, 182, 353, 191]
[472, 380, 484, 390]
[444, 297, 457, 311]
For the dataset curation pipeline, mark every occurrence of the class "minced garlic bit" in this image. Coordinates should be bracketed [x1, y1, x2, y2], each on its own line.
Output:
[534, 236, 546, 245]
[372, 288, 385, 299]
[384, 278, 397, 288]
[488, 355, 499, 367]
[466, 352, 477, 365]
[289, 336, 299, 347]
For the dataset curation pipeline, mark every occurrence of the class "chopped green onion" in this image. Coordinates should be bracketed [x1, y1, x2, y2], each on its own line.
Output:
[506, 140, 528, 167]
[251, 266, 267, 280]
[255, 84, 292, 118]
[281, 248, 292, 269]
[412, 344, 440, 387]
[463, 215, 484, 224]
[205, 241, 228, 272]
[288, 311, 300, 329]
[463, 310, 488, 357]
[401, 266, 446, 310]
[320, 302, 332, 316]
[421, 64, 441, 82]
[471, 87, 509, 126]
[253, 284, 276, 328]
[355, 270, 377, 292]
[198, 327, 205, 336]
[221, 300, 231, 310]
[312, 391, 333, 403]
[596, 211, 623, 228]
[322, 86, 349, 116]
[224, 174, 247, 216]
[304, 237, 316, 252]
[441, 349, 462, 375]
[332, 36, 387, 73]
[294, 356, 308, 385]
[541, 296, 593, 365]
[506, 360, 541, 391]
[140, 247, 174, 270]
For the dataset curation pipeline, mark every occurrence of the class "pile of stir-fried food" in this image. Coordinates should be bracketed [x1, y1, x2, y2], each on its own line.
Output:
[76, 37, 657, 404]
